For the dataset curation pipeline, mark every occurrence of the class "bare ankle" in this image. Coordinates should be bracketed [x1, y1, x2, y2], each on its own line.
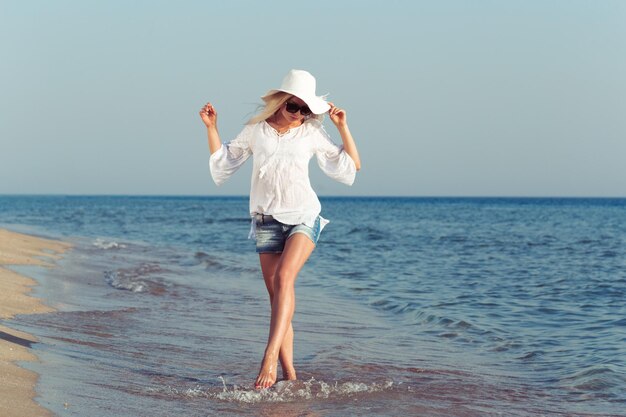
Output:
[263, 347, 281, 362]
[283, 367, 297, 381]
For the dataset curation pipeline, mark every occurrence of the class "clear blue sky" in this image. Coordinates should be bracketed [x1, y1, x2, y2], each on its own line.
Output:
[1, 0, 625, 196]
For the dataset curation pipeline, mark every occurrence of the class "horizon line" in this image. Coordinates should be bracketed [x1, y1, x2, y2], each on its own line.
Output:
[1, 193, 625, 199]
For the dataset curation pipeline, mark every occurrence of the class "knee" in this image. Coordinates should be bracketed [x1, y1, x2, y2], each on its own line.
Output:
[273, 268, 296, 293]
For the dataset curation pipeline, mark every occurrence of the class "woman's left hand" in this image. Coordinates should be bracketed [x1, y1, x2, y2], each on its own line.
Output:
[328, 102, 347, 127]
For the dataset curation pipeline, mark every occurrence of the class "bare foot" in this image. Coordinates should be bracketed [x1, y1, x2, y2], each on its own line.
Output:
[255, 355, 278, 390]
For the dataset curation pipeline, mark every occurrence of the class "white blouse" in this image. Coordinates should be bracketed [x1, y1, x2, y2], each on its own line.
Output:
[209, 119, 356, 233]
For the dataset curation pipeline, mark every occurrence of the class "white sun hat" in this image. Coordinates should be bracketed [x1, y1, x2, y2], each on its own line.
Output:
[261, 69, 330, 115]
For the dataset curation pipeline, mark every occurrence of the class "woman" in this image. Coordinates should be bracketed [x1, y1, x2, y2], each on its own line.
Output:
[199, 69, 361, 389]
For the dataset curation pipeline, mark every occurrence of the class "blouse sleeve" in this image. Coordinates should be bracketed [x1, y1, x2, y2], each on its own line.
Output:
[314, 123, 357, 186]
[209, 124, 254, 186]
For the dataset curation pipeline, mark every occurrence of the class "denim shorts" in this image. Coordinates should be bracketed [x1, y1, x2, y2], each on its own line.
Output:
[255, 215, 322, 253]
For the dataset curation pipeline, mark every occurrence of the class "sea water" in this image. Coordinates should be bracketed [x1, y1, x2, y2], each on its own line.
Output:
[1, 196, 625, 416]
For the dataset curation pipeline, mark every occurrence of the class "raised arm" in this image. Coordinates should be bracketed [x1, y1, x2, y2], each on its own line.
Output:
[199, 102, 222, 155]
[328, 102, 361, 171]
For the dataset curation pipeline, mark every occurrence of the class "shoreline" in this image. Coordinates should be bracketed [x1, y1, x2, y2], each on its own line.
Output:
[0, 228, 71, 417]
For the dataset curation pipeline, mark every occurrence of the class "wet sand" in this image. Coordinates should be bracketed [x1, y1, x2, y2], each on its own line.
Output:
[0, 229, 70, 417]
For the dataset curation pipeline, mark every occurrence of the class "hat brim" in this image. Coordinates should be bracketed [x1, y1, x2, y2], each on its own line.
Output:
[262, 89, 330, 115]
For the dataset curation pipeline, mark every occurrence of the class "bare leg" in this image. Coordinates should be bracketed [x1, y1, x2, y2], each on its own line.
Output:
[255, 234, 315, 389]
[259, 253, 296, 380]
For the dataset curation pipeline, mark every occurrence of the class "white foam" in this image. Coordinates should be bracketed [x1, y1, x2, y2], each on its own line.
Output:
[153, 377, 394, 404]
[104, 271, 147, 293]
[93, 238, 126, 250]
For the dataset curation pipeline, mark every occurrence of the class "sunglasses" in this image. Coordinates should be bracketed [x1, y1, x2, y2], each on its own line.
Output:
[285, 101, 312, 116]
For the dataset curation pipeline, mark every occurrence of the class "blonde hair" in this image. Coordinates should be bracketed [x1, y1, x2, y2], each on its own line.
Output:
[247, 91, 324, 124]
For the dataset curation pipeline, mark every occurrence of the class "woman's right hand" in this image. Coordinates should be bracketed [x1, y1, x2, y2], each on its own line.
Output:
[200, 102, 218, 128]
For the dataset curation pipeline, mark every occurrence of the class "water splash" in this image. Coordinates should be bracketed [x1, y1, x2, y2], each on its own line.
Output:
[146, 377, 394, 404]
[93, 238, 127, 250]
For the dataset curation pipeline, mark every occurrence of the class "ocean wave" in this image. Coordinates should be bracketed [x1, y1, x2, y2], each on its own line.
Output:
[146, 377, 394, 404]
[561, 365, 626, 397]
[104, 270, 148, 293]
[190, 251, 258, 274]
[104, 263, 169, 295]
[370, 299, 481, 331]
[93, 238, 127, 250]
[346, 226, 387, 241]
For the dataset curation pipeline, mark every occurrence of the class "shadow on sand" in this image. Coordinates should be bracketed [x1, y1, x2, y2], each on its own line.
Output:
[0, 329, 37, 348]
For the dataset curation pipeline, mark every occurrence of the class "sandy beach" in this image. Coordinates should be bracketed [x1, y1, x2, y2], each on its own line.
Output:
[0, 229, 71, 417]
